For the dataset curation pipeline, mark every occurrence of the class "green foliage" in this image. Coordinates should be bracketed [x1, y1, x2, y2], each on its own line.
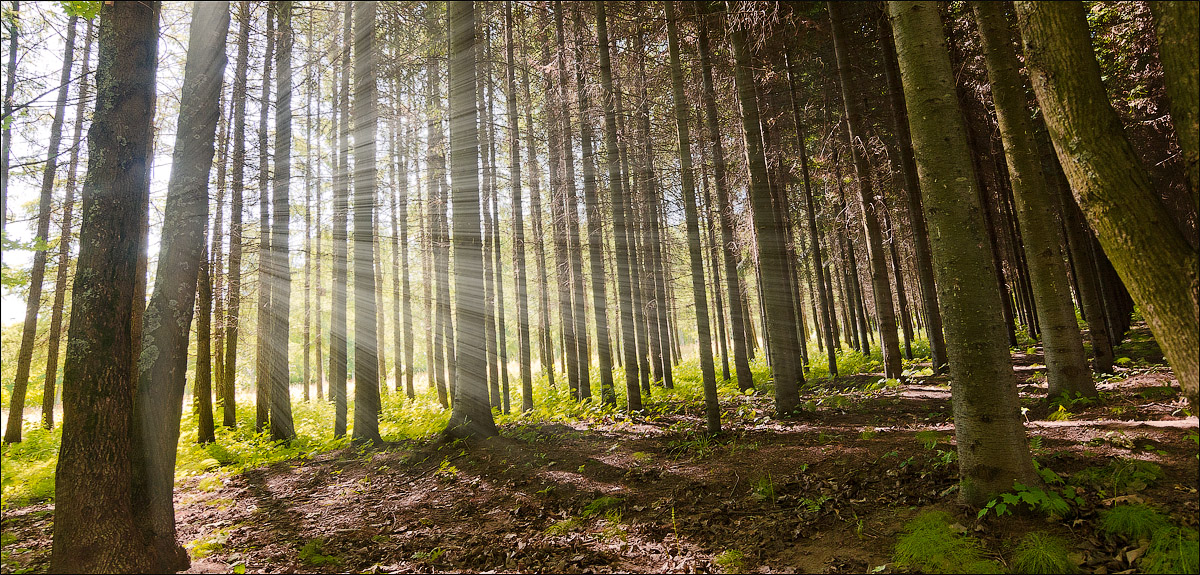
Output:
[55, 1, 101, 19]
[545, 517, 581, 536]
[978, 481, 1075, 520]
[915, 430, 944, 450]
[893, 511, 1003, 574]
[805, 348, 883, 379]
[1011, 532, 1077, 574]
[1098, 504, 1171, 541]
[1070, 458, 1162, 496]
[0, 427, 60, 509]
[714, 549, 747, 573]
[599, 508, 628, 542]
[1047, 406, 1073, 422]
[297, 538, 341, 567]
[751, 473, 776, 504]
[1051, 392, 1095, 410]
[582, 496, 622, 518]
[186, 527, 232, 560]
[1142, 526, 1200, 574]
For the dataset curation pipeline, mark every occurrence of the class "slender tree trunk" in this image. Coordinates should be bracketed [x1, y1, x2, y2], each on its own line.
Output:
[332, 0, 353, 431]
[698, 3, 752, 391]
[785, 49, 838, 377]
[196, 244, 216, 445]
[42, 21, 94, 430]
[352, 0, 382, 444]
[973, 0, 1094, 399]
[480, 19, 501, 410]
[1149, 1, 1198, 206]
[829, 1, 902, 379]
[507, 2, 533, 411]
[212, 99, 229, 412]
[521, 24, 554, 395]
[485, 21, 511, 414]
[665, 1, 718, 430]
[0, 0, 17, 251]
[445, 0, 499, 439]
[1017, 0, 1199, 407]
[254, 3, 276, 434]
[224, 0, 251, 429]
[728, 7, 801, 413]
[4, 15, 77, 444]
[889, 0, 1039, 506]
[700, 150, 731, 382]
[50, 4, 160, 569]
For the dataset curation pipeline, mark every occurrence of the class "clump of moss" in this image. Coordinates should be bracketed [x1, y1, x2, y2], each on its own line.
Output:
[893, 511, 1003, 574]
[1098, 504, 1171, 541]
[1011, 532, 1077, 574]
[714, 549, 747, 573]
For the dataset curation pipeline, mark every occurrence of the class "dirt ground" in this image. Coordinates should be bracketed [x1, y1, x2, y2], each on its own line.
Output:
[3, 334, 1197, 574]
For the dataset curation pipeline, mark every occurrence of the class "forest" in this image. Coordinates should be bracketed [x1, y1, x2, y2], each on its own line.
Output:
[0, 0, 1197, 573]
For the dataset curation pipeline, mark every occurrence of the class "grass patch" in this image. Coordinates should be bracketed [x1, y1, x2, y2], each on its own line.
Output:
[1071, 458, 1162, 496]
[893, 511, 1003, 574]
[186, 526, 232, 560]
[1011, 532, 1077, 574]
[1143, 526, 1200, 574]
[582, 496, 622, 518]
[1099, 504, 1172, 541]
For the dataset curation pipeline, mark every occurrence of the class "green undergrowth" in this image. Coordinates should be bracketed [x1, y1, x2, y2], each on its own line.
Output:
[1098, 504, 1198, 573]
[1011, 532, 1076, 574]
[893, 511, 1003, 574]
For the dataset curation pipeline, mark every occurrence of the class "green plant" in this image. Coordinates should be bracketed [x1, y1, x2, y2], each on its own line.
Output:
[599, 508, 628, 542]
[860, 429, 878, 440]
[186, 527, 232, 560]
[932, 449, 957, 469]
[1099, 504, 1171, 541]
[411, 547, 446, 562]
[915, 430, 943, 450]
[545, 517, 581, 536]
[1071, 458, 1162, 496]
[582, 496, 622, 518]
[1011, 532, 1077, 574]
[1047, 406, 1073, 421]
[893, 511, 1003, 574]
[1142, 526, 1200, 574]
[298, 538, 341, 567]
[751, 473, 776, 504]
[714, 549, 747, 573]
[977, 481, 1075, 519]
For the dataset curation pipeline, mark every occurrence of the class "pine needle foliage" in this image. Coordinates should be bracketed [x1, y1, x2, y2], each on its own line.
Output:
[1011, 532, 1077, 574]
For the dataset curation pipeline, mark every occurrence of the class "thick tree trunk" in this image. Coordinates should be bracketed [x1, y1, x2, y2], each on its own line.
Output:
[130, 3, 227, 568]
[223, 0, 251, 429]
[4, 15, 77, 444]
[973, 0, 1094, 400]
[829, 1, 902, 380]
[269, 0, 295, 442]
[1148, 1, 1198, 207]
[445, 0, 499, 440]
[50, 3, 161, 568]
[352, 0, 381, 445]
[729, 9, 801, 414]
[42, 21, 94, 430]
[1016, 0, 1199, 407]
[889, 0, 1039, 507]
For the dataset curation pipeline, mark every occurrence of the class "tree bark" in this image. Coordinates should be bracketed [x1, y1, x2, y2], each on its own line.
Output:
[0, 0, 17, 251]
[889, 0, 1039, 507]
[332, 0, 353, 431]
[1016, 0, 1199, 407]
[223, 0, 251, 430]
[1149, 1, 1198, 208]
[507, 2, 533, 411]
[49, 3, 160, 571]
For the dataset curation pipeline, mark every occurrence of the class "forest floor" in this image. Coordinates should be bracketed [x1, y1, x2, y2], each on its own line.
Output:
[2, 326, 1197, 574]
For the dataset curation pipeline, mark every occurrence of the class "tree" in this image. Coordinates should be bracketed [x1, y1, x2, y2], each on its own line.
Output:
[269, 0, 296, 442]
[828, 1, 903, 381]
[331, 0, 352, 433]
[888, 0, 1039, 506]
[42, 20, 95, 430]
[666, 0, 718, 432]
[506, 1, 533, 411]
[972, 0, 1094, 400]
[697, 0, 753, 392]
[254, 1, 276, 434]
[445, 0, 498, 440]
[1015, 1, 1199, 408]
[1, 0, 17, 249]
[223, 0, 251, 430]
[353, 0, 382, 445]
[4, 15, 77, 444]
[1148, 1, 1198, 208]
[50, 2, 161, 571]
[728, 4, 802, 414]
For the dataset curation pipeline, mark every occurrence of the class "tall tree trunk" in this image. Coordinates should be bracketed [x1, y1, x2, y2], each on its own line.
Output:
[572, 5, 614, 406]
[400, 121, 413, 397]
[445, 0, 498, 439]
[268, 0, 295, 442]
[1016, 0, 1199, 407]
[728, 6, 801, 414]
[4, 15, 77, 444]
[42, 20, 94, 430]
[479, 17, 501, 410]
[0, 0, 17, 251]
[224, 0, 251, 429]
[255, 2, 276, 434]
[196, 244, 216, 445]
[828, 1, 902, 380]
[520, 22, 554, 395]
[596, 0, 641, 412]
[130, 2, 227, 568]
[332, 0, 353, 431]
[485, 20, 511, 414]
[1148, 1, 1198, 210]
[700, 149, 732, 382]
[879, 15, 947, 372]
[973, 0, 1094, 399]
[698, 2, 753, 391]
[666, 1, 718, 431]
[212, 98, 229, 412]
[785, 49, 838, 377]
[507, 2, 533, 411]
[50, 4, 160, 569]
[889, 0, 1039, 506]
[352, 0, 382, 444]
